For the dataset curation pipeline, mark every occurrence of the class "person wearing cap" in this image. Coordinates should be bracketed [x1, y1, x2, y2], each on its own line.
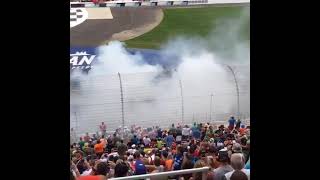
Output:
[213, 149, 233, 180]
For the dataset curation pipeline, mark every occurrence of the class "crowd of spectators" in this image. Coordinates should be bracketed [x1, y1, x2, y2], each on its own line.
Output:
[70, 117, 250, 180]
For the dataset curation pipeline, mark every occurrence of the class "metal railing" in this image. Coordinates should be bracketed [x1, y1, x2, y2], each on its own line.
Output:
[111, 167, 210, 180]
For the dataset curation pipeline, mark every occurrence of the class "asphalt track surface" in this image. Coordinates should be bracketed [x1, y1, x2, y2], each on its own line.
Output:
[70, 7, 161, 47]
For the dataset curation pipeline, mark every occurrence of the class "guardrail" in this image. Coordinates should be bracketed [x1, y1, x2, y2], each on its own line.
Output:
[111, 167, 210, 180]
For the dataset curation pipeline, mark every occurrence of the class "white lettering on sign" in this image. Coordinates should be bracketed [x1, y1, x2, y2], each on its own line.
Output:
[70, 52, 96, 69]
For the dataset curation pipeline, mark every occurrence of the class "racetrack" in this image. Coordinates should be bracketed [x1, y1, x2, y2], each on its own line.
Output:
[70, 7, 163, 47]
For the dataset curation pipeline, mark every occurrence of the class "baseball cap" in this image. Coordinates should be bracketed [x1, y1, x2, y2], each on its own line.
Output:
[217, 149, 229, 162]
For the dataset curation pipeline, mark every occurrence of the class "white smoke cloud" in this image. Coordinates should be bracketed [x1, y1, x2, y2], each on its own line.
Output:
[70, 7, 250, 133]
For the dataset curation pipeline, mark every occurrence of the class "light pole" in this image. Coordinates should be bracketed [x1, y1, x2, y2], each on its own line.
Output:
[226, 65, 240, 120]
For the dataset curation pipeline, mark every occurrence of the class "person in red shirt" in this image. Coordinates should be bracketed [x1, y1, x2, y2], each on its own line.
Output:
[84, 132, 91, 142]
[239, 125, 246, 135]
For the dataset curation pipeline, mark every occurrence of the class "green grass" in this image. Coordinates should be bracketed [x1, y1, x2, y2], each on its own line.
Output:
[125, 6, 250, 49]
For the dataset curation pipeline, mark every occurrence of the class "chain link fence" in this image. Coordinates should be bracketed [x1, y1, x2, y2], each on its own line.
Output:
[70, 65, 249, 138]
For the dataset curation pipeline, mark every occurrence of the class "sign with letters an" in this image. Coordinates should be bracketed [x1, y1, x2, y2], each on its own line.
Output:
[70, 47, 97, 73]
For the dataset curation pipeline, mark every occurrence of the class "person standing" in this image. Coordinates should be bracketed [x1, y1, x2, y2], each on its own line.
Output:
[99, 122, 106, 137]
[213, 149, 233, 180]
[182, 125, 191, 141]
[235, 119, 242, 130]
[228, 116, 236, 131]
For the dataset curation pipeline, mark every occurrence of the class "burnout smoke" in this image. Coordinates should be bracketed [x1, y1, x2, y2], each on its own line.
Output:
[70, 7, 250, 135]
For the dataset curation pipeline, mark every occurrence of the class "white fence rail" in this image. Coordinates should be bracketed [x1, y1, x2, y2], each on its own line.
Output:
[112, 167, 210, 180]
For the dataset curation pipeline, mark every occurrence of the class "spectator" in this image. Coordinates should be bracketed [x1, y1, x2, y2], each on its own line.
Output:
[165, 132, 174, 147]
[213, 149, 233, 180]
[83, 143, 94, 156]
[131, 135, 139, 145]
[77, 159, 92, 176]
[169, 124, 177, 138]
[117, 140, 128, 156]
[230, 170, 248, 180]
[224, 153, 250, 180]
[94, 140, 104, 158]
[181, 153, 194, 180]
[92, 134, 98, 141]
[152, 156, 165, 173]
[232, 143, 242, 154]
[156, 138, 163, 149]
[192, 126, 201, 140]
[173, 145, 184, 170]
[84, 132, 91, 142]
[113, 134, 121, 147]
[134, 151, 147, 175]
[162, 150, 174, 171]
[228, 116, 236, 130]
[239, 125, 246, 135]
[79, 137, 85, 150]
[143, 136, 151, 147]
[114, 161, 129, 177]
[70, 120, 250, 179]
[78, 161, 108, 180]
[99, 122, 106, 137]
[182, 125, 191, 140]
[244, 157, 250, 169]
[193, 159, 214, 180]
[235, 119, 241, 130]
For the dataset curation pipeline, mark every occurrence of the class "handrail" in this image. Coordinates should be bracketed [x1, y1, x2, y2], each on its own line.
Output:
[111, 167, 210, 180]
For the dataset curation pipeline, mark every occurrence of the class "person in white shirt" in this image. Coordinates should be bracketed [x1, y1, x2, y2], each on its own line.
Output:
[143, 136, 151, 147]
[182, 125, 191, 141]
[224, 153, 250, 180]
[99, 122, 107, 137]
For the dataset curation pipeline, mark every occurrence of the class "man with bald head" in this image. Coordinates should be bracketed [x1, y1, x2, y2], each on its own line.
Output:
[224, 153, 250, 180]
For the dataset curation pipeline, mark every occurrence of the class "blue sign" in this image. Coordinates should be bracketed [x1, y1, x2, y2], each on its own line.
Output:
[70, 47, 98, 73]
[70, 47, 180, 74]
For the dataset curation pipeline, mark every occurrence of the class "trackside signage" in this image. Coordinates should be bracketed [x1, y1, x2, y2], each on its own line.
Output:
[70, 47, 97, 73]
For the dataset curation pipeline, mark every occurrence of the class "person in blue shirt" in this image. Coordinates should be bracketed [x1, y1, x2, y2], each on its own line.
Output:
[228, 116, 236, 130]
[173, 146, 184, 170]
[166, 132, 174, 147]
[192, 127, 201, 140]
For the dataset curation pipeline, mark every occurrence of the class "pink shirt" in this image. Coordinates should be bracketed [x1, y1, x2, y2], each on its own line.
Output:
[100, 124, 106, 131]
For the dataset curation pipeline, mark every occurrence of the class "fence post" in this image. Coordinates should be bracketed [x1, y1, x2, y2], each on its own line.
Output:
[118, 72, 125, 140]
[226, 65, 240, 120]
[178, 79, 184, 125]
